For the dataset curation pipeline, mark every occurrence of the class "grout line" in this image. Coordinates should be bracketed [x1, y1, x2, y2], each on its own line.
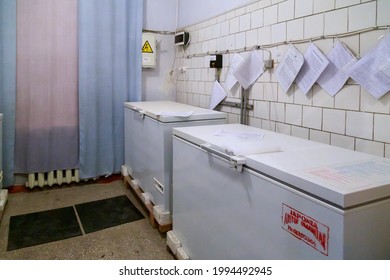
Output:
[73, 205, 86, 236]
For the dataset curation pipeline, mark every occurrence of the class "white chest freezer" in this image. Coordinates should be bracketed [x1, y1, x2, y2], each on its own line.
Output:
[0, 113, 6, 219]
[170, 123, 390, 259]
[124, 101, 227, 224]
[0, 113, 2, 188]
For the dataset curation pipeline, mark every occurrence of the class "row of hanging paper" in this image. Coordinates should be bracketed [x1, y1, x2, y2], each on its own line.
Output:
[209, 30, 390, 108]
[276, 31, 390, 99]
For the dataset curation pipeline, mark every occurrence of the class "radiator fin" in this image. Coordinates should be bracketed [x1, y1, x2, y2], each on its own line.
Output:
[26, 169, 80, 188]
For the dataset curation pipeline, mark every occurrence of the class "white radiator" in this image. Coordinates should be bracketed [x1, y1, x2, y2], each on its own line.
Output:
[26, 169, 80, 189]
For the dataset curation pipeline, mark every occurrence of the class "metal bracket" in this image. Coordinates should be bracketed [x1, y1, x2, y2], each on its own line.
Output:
[219, 101, 253, 110]
[229, 156, 246, 172]
[135, 109, 146, 119]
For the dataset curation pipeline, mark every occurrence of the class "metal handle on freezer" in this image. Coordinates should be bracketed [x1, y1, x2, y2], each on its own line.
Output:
[200, 143, 246, 172]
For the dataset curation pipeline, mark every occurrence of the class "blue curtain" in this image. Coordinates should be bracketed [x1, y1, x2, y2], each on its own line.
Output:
[0, 0, 16, 187]
[78, 0, 143, 179]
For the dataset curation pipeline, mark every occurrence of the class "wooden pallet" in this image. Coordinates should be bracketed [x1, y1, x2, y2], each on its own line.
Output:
[0, 189, 8, 222]
[123, 175, 172, 233]
[166, 230, 190, 260]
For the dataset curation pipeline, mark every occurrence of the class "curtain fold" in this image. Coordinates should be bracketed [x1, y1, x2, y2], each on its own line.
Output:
[78, 0, 143, 179]
[14, 0, 79, 173]
[0, 0, 16, 187]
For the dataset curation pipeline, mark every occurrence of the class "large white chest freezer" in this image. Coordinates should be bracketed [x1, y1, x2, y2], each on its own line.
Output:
[170, 123, 390, 259]
[124, 101, 227, 223]
[0, 113, 2, 188]
[0, 113, 6, 218]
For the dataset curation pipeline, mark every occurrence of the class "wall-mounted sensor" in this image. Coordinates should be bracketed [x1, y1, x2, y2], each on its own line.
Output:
[175, 31, 190, 46]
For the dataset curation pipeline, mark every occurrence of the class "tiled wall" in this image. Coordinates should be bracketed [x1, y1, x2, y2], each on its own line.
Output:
[175, 0, 390, 158]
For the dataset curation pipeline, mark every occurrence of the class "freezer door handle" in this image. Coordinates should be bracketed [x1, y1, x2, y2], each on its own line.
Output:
[200, 143, 246, 172]
[131, 106, 146, 119]
[136, 109, 146, 119]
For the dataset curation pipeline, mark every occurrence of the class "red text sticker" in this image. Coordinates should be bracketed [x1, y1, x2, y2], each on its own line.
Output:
[282, 204, 329, 256]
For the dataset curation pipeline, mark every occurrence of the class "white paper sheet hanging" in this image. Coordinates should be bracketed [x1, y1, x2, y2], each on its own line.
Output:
[343, 32, 390, 99]
[233, 50, 264, 90]
[225, 54, 244, 90]
[317, 41, 356, 96]
[275, 45, 304, 93]
[213, 129, 281, 156]
[156, 111, 194, 117]
[221, 142, 282, 156]
[295, 43, 329, 95]
[209, 80, 227, 110]
[213, 129, 265, 140]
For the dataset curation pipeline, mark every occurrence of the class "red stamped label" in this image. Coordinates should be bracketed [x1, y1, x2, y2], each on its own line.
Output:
[282, 204, 329, 256]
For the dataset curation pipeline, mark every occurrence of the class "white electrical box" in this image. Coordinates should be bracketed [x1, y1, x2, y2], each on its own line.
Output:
[142, 33, 156, 68]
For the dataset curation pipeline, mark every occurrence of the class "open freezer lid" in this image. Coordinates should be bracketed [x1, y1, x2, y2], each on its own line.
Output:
[173, 124, 390, 208]
[124, 101, 226, 123]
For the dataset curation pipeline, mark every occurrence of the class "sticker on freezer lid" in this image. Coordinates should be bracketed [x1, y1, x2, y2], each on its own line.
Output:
[282, 204, 329, 256]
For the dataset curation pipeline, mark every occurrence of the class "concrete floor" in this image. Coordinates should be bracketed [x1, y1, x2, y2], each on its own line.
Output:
[0, 178, 175, 260]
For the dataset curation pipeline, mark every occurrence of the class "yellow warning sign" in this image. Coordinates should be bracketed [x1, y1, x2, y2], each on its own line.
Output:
[142, 40, 153, 53]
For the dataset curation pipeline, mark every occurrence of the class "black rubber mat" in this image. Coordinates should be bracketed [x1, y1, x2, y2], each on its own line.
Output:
[74, 195, 144, 234]
[7, 206, 82, 251]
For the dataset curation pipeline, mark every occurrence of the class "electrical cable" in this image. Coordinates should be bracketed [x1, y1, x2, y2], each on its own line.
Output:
[181, 25, 390, 59]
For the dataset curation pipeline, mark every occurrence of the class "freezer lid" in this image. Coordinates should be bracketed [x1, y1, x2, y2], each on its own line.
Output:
[173, 123, 324, 154]
[0, 113, 2, 121]
[173, 124, 390, 208]
[124, 101, 226, 123]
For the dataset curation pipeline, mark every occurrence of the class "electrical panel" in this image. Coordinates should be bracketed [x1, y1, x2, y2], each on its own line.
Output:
[142, 33, 156, 68]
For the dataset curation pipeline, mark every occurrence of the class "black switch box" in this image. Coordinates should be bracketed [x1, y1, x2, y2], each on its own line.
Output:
[210, 54, 223, 68]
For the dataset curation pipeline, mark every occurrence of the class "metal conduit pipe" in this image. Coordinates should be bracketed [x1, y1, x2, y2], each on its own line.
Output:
[240, 86, 248, 125]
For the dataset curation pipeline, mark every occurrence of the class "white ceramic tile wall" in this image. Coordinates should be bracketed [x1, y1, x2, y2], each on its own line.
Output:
[271, 22, 286, 43]
[334, 85, 360, 110]
[314, 1, 334, 13]
[377, 0, 390, 26]
[331, 134, 355, 150]
[264, 5, 278, 26]
[295, 0, 313, 18]
[336, 0, 360, 9]
[302, 106, 322, 130]
[304, 14, 324, 39]
[291, 125, 309, 139]
[287, 19, 304, 41]
[176, 0, 390, 158]
[323, 108, 346, 134]
[310, 130, 330, 144]
[324, 9, 348, 36]
[356, 139, 384, 157]
[346, 111, 373, 139]
[285, 104, 302, 126]
[374, 114, 390, 142]
[278, 0, 294, 22]
[348, 2, 376, 32]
